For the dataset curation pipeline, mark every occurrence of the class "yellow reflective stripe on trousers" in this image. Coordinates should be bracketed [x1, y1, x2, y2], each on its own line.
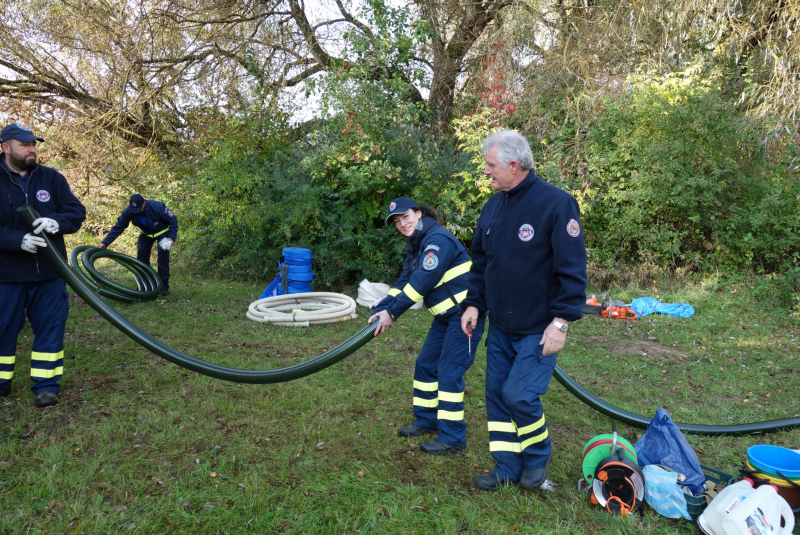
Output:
[413, 396, 438, 408]
[520, 428, 549, 450]
[31, 366, 64, 379]
[0, 356, 15, 365]
[433, 261, 472, 288]
[146, 227, 170, 238]
[516, 415, 546, 436]
[31, 351, 63, 362]
[413, 380, 438, 392]
[490, 441, 522, 453]
[402, 284, 424, 303]
[387, 288, 401, 297]
[488, 421, 516, 433]
[438, 409, 464, 421]
[0, 372, 13, 380]
[429, 290, 467, 316]
[438, 390, 464, 403]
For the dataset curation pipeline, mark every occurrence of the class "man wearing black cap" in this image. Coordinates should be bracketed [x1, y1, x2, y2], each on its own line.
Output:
[98, 194, 177, 296]
[0, 123, 86, 407]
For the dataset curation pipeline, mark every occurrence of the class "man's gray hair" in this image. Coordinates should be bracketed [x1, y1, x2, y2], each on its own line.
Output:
[481, 130, 533, 170]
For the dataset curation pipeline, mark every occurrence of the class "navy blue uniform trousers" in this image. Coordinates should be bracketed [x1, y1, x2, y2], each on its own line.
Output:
[412, 315, 485, 446]
[137, 233, 170, 290]
[0, 277, 69, 396]
[485, 324, 555, 482]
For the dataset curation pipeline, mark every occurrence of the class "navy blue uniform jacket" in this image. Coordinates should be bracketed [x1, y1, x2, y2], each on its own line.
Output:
[463, 171, 587, 335]
[0, 156, 86, 283]
[101, 200, 177, 246]
[374, 217, 473, 322]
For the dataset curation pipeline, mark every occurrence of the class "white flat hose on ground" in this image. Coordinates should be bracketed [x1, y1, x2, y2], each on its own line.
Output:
[247, 292, 358, 326]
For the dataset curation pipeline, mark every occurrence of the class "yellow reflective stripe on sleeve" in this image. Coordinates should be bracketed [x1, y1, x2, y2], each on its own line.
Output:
[0, 371, 13, 380]
[146, 227, 170, 238]
[413, 397, 438, 408]
[0, 356, 15, 365]
[489, 441, 522, 453]
[516, 415, 546, 436]
[434, 261, 472, 288]
[438, 390, 464, 403]
[429, 290, 467, 315]
[31, 351, 63, 362]
[520, 428, 549, 450]
[487, 421, 516, 433]
[31, 366, 64, 379]
[402, 284, 424, 303]
[387, 288, 401, 297]
[437, 409, 464, 421]
[413, 380, 438, 392]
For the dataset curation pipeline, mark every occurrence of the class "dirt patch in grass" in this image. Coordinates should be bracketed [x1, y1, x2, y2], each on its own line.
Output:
[578, 335, 681, 361]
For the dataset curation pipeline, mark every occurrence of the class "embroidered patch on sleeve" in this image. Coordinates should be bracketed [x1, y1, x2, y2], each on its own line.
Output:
[567, 219, 581, 237]
[423, 252, 439, 270]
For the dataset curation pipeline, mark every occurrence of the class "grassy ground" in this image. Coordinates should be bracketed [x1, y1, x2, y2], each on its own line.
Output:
[1, 265, 799, 534]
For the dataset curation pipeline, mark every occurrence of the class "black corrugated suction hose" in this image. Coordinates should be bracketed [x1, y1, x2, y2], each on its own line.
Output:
[19, 205, 377, 384]
[69, 245, 163, 302]
[552, 365, 800, 436]
[19, 204, 800, 434]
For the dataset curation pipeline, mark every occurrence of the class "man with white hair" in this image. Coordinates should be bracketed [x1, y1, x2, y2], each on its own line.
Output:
[461, 130, 587, 491]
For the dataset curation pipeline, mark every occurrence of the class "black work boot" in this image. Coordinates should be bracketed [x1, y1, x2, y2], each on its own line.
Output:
[519, 454, 551, 490]
[474, 473, 516, 492]
[35, 391, 58, 407]
[420, 439, 465, 455]
[397, 424, 436, 437]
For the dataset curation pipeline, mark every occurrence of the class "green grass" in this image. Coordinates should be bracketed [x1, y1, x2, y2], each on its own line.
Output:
[1, 266, 799, 534]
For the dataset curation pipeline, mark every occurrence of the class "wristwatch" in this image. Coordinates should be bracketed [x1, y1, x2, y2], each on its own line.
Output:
[551, 320, 569, 332]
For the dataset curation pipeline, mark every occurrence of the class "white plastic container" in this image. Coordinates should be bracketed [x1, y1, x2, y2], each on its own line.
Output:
[720, 483, 795, 535]
[697, 478, 755, 535]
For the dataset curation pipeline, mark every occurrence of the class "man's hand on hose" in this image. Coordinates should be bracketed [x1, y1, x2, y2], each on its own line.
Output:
[32, 217, 59, 235]
[368, 310, 394, 337]
[21, 233, 47, 253]
[461, 306, 479, 335]
[96, 243, 107, 248]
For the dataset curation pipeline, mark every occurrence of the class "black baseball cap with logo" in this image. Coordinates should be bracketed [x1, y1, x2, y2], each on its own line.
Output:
[129, 194, 145, 214]
[384, 197, 419, 225]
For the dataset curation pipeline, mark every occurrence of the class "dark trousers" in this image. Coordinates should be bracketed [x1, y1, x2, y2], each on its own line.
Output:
[0, 277, 69, 396]
[412, 314, 486, 446]
[137, 233, 170, 290]
[484, 324, 555, 482]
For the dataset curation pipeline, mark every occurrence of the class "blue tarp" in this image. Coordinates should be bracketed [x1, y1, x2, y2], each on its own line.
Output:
[630, 297, 695, 318]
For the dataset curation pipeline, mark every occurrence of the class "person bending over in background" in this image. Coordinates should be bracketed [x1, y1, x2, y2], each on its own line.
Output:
[98, 194, 177, 296]
[0, 123, 86, 407]
[369, 197, 486, 455]
[461, 130, 587, 491]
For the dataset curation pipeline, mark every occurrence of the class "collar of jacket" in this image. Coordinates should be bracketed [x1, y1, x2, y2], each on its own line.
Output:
[504, 169, 539, 197]
[405, 216, 440, 253]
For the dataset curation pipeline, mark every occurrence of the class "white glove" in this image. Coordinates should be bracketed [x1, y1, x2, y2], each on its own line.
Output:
[21, 233, 47, 253]
[32, 217, 59, 235]
[159, 237, 173, 251]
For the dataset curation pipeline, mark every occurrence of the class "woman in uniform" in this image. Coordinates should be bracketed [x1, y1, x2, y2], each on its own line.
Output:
[369, 197, 485, 455]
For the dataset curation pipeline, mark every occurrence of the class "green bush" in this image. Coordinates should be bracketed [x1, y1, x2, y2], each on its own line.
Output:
[581, 73, 800, 277]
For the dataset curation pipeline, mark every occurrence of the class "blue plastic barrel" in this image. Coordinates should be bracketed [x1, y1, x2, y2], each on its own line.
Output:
[262, 247, 315, 297]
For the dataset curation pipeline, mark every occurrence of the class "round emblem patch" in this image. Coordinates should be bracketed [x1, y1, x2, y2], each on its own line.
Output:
[389, 201, 396, 211]
[36, 190, 51, 202]
[567, 219, 581, 237]
[423, 252, 439, 270]
[518, 224, 534, 242]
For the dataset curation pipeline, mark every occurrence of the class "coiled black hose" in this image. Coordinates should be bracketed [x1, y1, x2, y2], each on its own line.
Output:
[69, 245, 162, 302]
[19, 204, 800, 434]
